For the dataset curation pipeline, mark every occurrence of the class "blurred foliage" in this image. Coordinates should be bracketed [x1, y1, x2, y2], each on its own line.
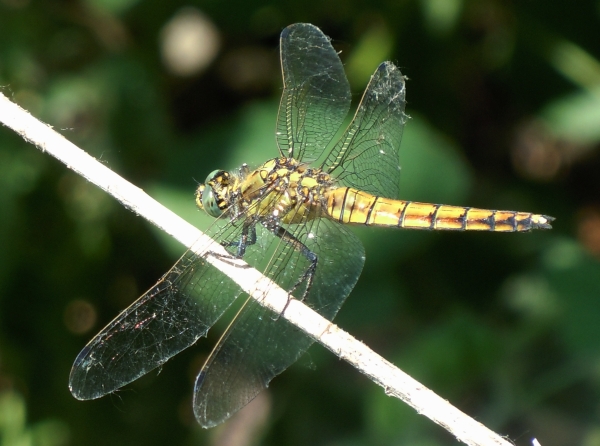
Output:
[1, 0, 600, 445]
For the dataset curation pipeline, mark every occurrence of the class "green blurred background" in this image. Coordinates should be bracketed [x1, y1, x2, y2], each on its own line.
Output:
[1, 1, 600, 445]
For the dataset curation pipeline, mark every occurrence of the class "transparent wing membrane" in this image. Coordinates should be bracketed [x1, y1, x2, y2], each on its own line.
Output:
[323, 61, 408, 198]
[69, 245, 243, 400]
[276, 23, 351, 163]
[194, 217, 364, 427]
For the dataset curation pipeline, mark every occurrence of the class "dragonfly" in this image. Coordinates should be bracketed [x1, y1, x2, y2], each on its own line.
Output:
[69, 23, 554, 428]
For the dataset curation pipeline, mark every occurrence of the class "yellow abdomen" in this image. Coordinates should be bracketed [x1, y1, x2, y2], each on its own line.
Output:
[326, 187, 553, 232]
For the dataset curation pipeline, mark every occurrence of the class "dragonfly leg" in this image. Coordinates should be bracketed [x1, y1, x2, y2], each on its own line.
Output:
[222, 221, 257, 258]
[269, 224, 318, 303]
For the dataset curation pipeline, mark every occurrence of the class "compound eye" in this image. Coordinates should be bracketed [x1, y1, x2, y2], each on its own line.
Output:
[197, 170, 228, 217]
[201, 185, 223, 218]
[205, 170, 224, 183]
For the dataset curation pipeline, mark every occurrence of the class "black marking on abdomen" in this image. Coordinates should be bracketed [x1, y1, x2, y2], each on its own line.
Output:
[506, 213, 516, 230]
[398, 201, 410, 227]
[338, 187, 351, 223]
[347, 189, 357, 223]
[365, 196, 378, 225]
[429, 205, 441, 229]
[459, 208, 470, 231]
[479, 211, 496, 231]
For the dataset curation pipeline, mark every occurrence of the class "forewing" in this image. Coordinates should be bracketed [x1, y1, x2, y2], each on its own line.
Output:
[69, 223, 245, 400]
[276, 23, 351, 163]
[193, 216, 365, 427]
[323, 62, 408, 198]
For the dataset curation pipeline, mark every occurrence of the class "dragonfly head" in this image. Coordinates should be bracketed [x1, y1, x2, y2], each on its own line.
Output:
[196, 170, 232, 218]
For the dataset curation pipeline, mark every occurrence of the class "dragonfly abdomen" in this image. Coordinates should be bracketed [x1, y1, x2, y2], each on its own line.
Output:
[326, 187, 553, 232]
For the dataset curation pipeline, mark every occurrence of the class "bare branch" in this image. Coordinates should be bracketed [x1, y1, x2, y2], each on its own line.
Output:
[0, 92, 516, 446]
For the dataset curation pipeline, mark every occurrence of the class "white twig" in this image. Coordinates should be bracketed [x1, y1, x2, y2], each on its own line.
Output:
[0, 92, 515, 446]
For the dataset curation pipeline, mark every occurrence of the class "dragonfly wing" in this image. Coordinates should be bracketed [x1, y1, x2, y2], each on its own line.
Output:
[69, 233, 243, 400]
[276, 23, 351, 163]
[323, 61, 408, 198]
[193, 217, 365, 427]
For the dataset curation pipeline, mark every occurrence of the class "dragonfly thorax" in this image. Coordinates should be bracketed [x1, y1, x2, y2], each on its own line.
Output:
[239, 157, 336, 225]
[196, 157, 336, 224]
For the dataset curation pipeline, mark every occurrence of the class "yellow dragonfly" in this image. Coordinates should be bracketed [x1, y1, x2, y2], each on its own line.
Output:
[69, 23, 553, 428]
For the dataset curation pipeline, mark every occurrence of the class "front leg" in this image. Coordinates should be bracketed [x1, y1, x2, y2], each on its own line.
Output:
[265, 222, 318, 302]
[222, 220, 257, 258]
